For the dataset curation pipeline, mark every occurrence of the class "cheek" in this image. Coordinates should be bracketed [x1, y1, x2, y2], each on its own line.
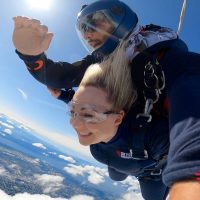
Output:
[87, 121, 115, 133]
[85, 123, 100, 131]
[69, 118, 74, 127]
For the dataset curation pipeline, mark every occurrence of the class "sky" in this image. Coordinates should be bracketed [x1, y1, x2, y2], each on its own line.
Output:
[0, 0, 200, 158]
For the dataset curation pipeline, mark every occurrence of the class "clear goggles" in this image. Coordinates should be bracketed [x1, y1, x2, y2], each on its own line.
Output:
[67, 101, 116, 124]
[76, 10, 117, 52]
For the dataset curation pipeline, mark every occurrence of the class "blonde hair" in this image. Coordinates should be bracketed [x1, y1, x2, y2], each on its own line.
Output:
[80, 42, 137, 113]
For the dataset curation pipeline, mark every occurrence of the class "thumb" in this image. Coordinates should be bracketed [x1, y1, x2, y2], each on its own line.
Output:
[41, 33, 54, 51]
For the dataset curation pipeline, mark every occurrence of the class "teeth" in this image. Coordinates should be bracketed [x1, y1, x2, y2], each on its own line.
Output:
[79, 133, 91, 136]
[78, 133, 91, 136]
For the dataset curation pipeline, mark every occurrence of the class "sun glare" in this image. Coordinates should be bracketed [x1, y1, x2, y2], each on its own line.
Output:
[27, 0, 52, 10]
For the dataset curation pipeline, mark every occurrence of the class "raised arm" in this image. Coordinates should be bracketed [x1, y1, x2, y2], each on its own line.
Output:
[12, 16, 95, 89]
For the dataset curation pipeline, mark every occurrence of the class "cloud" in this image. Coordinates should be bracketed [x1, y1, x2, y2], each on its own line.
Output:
[32, 143, 47, 150]
[0, 167, 7, 176]
[69, 195, 94, 200]
[119, 177, 143, 200]
[3, 128, 12, 135]
[120, 191, 143, 200]
[17, 88, 28, 100]
[0, 121, 14, 129]
[0, 189, 94, 200]
[18, 124, 30, 131]
[121, 176, 139, 188]
[48, 151, 57, 155]
[34, 174, 64, 194]
[87, 173, 104, 185]
[58, 155, 76, 164]
[64, 164, 85, 176]
[6, 119, 14, 125]
[64, 164, 106, 185]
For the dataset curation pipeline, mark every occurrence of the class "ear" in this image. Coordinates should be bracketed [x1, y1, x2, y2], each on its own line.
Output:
[114, 110, 125, 126]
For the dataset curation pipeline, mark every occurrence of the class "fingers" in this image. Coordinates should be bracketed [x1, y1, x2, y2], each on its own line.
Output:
[42, 32, 54, 51]
[13, 16, 29, 29]
[47, 87, 61, 98]
[38, 25, 49, 37]
[13, 16, 49, 34]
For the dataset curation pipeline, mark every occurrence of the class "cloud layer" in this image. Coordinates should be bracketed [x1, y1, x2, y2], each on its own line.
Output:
[0, 189, 94, 200]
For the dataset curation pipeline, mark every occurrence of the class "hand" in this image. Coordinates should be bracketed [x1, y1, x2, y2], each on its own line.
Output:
[47, 87, 61, 98]
[12, 16, 53, 55]
[169, 180, 200, 200]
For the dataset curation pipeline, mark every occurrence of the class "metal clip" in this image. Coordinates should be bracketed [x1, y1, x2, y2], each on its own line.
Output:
[150, 169, 162, 176]
[130, 149, 148, 160]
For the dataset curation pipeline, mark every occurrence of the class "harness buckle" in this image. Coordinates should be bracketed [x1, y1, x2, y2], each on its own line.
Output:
[130, 149, 148, 160]
[150, 169, 162, 176]
[136, 98, 153, 125]
[136, 113, 152, 125]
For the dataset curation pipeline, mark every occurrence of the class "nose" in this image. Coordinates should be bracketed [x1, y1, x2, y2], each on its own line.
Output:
[84, 31, 94, 40]
[70, 115, 84, 129]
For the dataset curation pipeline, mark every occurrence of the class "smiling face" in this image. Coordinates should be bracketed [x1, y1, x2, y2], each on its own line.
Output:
[69, 86, 124, 146]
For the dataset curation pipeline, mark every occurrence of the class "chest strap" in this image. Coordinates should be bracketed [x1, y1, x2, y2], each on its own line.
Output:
[141, 155, 168, 180]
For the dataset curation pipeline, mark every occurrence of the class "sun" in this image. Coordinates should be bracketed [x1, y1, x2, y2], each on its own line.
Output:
[27, 0, 52, 10]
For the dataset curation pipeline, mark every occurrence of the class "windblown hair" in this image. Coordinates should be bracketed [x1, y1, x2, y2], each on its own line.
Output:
[79, 41, 137, 113]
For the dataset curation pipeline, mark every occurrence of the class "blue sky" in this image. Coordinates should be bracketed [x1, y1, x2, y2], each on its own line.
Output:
[0, 0, 200, 157]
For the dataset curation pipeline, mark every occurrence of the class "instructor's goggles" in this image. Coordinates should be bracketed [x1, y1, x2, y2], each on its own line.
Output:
[76, 10, 117, 52]
[67, 101, 116, 123]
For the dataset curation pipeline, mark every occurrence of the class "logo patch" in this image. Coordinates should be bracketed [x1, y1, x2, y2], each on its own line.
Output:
[115, 149, 133, 159]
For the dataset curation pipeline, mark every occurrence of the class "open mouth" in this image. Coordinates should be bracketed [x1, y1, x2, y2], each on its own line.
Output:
[78, 132, 92, 137]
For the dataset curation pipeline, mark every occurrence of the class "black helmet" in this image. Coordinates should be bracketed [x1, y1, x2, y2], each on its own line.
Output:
[76, 0, 138, 57]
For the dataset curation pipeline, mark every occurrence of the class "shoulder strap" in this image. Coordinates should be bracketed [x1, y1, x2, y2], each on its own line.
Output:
[129, 51, 166, 160]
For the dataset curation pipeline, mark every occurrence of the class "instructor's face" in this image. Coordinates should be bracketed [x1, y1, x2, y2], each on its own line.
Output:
[83, 21, 113, 48]
[70, 86, 123, 146]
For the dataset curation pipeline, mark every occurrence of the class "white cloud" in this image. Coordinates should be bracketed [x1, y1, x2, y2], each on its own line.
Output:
[64, 164, 106, 185]
[0, 121, 14, 129]
[87, 173, 104, 185]
[17, 88, 28, 100]
[119, 177, 142, 200]
[32, 159, 40, 164]
[32, 143, 47, 150]
[0, 189, 95, 200]
[4, 128, 12, 135]
[0, 189, 94, 200]
[70, 195, 94, 200]
[120, 191, 143, 200]
[34, 174, 64, 194]
[0, 167, 7, 176]
[6, 119, 14, 125]
[64, 164, 85, 176]
[58, 155, 76, 164]
[8, 164, 18, 169]
[18, 124, 30, 131]
[48, 151, 57, 155]
[121, 176, 139, 187]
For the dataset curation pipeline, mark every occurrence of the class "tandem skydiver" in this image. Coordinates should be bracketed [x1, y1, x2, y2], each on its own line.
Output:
[12, 0, 200, 199]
